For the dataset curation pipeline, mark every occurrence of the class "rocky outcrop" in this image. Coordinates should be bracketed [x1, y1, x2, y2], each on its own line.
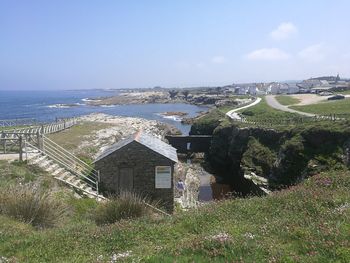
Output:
[205, 122, 350, 194]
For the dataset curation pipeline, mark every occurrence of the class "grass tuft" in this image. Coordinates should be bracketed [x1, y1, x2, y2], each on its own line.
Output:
[0, 184, 67, 228]
[93, 191, 153, 225]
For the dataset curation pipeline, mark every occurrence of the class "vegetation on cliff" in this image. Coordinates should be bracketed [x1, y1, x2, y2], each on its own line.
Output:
[0, 159, 349, 262]
[207, 120, 350, 192]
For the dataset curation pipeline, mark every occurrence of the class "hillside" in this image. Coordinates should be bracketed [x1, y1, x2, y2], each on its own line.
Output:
[0, 160, 349, 262]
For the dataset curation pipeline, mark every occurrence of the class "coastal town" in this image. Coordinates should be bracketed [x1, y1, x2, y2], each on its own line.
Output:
[86, 74, 350, 108]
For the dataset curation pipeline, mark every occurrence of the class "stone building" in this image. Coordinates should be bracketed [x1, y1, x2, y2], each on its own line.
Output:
[94, 131, 178, 212]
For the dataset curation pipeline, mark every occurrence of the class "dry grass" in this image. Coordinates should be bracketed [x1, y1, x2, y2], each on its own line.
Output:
[94, 191, 155, 225]
[0, 184, 67, 228]
[47, 121, 113, 152]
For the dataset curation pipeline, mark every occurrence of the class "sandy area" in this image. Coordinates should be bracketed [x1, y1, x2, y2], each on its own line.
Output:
[288, 94, 330, 105]
[78, 113, 176, 157]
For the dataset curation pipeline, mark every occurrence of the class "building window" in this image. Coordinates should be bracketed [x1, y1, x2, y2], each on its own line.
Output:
[155, 166, 171, 189]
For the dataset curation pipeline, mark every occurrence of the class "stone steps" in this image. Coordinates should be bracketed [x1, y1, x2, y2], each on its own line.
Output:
[27, 150, 103, 199]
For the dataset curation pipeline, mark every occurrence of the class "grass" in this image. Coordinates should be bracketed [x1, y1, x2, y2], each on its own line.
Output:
[0, 159, 349, 262]
[275, 95, 301, 105]
[47, 122, 113, 157]
[94, 192, 154, 225]
[0, 184, 67, 228]
[339, 89, 350, 95]
[0, 160, 53, 188]
[239, 96, 298, 120]
[290, 98, 350, 116]
[190, 109, 225, 135]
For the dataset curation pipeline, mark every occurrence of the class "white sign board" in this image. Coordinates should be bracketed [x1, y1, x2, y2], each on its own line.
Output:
[155, 166, 171, 189]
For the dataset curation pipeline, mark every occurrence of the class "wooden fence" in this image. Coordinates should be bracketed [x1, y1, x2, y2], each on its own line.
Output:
[0, 118, 37, 127]
[0, 118, 77, 155]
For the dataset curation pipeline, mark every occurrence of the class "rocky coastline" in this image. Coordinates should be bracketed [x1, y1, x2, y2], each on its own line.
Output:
[77, 113, 180, 158]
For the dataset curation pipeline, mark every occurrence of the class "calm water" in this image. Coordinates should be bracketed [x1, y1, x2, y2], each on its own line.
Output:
[0, 90, 208, 134]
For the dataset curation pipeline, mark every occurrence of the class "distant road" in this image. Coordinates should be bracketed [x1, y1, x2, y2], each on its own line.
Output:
[265, 95, 316, 117]
[226, 97, 262, 120]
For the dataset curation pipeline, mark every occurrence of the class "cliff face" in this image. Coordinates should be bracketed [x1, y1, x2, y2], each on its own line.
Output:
[204, 122, 350, 194]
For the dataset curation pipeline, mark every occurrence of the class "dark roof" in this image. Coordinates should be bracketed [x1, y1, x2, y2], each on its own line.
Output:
[94, 131, 178, 163]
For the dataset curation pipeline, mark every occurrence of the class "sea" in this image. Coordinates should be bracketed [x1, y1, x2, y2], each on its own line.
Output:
[0, 90, 208, 135]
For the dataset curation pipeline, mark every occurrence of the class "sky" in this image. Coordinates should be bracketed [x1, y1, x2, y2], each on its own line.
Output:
[1, 0, 350, 90]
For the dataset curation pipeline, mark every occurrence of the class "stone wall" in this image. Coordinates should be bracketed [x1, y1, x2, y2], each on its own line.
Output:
[95, 141, 175, 213]
[165, 135, 212, 153]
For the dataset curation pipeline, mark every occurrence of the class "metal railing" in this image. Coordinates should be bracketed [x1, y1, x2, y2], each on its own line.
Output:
[41, 135, 99, 192]
[25, 140, 100, 195]
[2, 118, 77, 134]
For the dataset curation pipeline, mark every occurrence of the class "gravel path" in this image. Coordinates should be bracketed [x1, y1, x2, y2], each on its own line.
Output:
[265, 95, 316, 117]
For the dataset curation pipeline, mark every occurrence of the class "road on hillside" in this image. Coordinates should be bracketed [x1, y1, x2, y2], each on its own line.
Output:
[226, 97, 262, 120]
[265, 95, 316, 117]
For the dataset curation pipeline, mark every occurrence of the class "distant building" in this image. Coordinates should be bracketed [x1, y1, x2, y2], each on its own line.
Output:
[279, 83, 289, 94]
[94, 131, 178, 213]
[248, 86, 257, 95]
[287, 83, 300, 94]
[235, 86, 248, 95]
[267, 82, 280, 94]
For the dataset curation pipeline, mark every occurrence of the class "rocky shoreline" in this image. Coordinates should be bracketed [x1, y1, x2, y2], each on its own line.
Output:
[86, 89, 251, 108]
[77, 113, 180, 158]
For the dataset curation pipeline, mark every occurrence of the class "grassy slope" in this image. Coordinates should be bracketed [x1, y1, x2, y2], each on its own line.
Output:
[291, 98, 350, 115]
[47, 122, 113, 157]
[1, 160, 349, 262]
[275, 95, 301, 105]
[239, 97, 298, 120]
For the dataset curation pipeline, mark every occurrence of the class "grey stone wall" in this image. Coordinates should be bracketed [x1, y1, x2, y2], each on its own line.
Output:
[95, 141, 175, 213]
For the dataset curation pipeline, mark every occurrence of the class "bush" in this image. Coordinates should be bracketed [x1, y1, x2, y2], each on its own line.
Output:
[0, 184, 67, 228]
[94, 191, 152, 225]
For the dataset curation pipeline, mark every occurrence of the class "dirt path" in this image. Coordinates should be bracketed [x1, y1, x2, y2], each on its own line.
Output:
[265, 95, 316, 117]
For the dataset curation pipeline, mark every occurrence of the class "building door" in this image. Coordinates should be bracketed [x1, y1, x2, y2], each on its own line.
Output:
[119, 167, 134, 192]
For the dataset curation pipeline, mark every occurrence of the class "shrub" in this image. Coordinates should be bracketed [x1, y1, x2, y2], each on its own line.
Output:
[94, 191, 152, 225]
[0, 184, 67, 228]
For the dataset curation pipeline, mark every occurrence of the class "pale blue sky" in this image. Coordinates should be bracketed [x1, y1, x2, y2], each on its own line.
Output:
[1, 0, 349, 90]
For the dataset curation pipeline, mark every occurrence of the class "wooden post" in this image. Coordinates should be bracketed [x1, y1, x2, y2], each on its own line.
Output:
[19, 136, 23, 161]
[1, 132, 5, 154]
[36, 131, 43, 150]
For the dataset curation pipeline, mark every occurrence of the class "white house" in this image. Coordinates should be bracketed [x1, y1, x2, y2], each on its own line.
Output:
[236, 86, 248, 95]
[287, 84, 300, 94]
[248, 86, 257, 95]
[267, 83, 280, 94]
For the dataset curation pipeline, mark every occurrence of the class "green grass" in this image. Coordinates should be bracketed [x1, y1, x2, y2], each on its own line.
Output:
[339, 89, 350, 95]
[291, 98, 350, 116]
[0, 161, 349, 262]
[0, 160, 53, 188]
[47, 122, 113, 156]
[239, 96, 298, 120]
[190, 109, 225, 135]
[275, 95, 301, 105]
